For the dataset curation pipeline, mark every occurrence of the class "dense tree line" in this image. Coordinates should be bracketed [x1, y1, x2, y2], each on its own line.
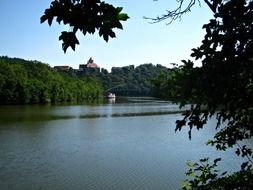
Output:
[0, 56, 103, 104]
[94, 64, 170, 96]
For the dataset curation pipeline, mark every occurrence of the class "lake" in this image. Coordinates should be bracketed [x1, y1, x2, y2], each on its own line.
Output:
[0, 97, 242, 190]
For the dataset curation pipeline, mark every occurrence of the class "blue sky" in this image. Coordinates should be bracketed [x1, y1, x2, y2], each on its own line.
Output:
[0, 0, 213, 71]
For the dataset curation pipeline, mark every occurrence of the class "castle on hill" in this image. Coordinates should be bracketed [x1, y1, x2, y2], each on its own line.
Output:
[54, 57, 100, 74]
[79, 57, 100, 73]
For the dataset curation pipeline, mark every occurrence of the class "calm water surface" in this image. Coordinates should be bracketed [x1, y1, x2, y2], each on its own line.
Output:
[0, 97, 242, 190]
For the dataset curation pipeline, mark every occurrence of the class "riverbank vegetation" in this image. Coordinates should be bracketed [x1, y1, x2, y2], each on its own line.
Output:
[64, 63, 170, 96]
[94, 64, 170, 96]
[0, 56, 170, 104]
[0, 56, 103, 104]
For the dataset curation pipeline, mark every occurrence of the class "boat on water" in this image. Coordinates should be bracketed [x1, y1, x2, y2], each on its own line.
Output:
[107, 92, 116, 99]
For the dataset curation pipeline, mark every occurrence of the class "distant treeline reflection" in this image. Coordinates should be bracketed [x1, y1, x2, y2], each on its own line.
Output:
[0, 111, 184, 123]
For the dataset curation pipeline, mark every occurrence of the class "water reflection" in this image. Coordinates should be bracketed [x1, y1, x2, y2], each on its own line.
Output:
[0, 97, 242, 190]
[0, 97, 186, 123]
[107, 97, 116, 104]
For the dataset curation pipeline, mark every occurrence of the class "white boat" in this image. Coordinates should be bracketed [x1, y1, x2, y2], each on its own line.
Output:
[107, 92, 116, 99]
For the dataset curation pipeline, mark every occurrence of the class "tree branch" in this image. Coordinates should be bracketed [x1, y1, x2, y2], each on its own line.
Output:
[144, 0, 223, 24]
[144, 0, 201, 24]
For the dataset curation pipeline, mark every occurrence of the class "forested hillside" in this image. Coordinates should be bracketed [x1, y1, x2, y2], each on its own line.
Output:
[0, 56, 102, 104]
[95, 64, 170, 96]
[0, 56, 170, 105]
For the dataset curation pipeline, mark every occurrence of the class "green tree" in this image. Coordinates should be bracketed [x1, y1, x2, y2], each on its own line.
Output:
[95, 64, 168, 96]
[0, 57, 103, 104]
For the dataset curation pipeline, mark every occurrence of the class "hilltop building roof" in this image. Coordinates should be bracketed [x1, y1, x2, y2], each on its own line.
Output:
[86, 57, 99, 68]
[78, 57, 100, 73]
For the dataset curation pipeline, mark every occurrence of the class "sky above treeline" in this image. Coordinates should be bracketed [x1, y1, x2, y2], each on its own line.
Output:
[0, 0, 213, 71]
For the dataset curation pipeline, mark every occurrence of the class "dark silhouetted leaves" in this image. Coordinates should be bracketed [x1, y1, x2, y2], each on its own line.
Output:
[59, 31, 79, 52]
[41, 0, 129, 52]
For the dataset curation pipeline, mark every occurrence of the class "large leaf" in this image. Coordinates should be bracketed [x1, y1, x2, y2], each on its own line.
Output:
[41, 0, 129, 52]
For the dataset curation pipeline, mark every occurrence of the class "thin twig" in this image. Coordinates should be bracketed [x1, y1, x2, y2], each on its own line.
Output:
[144, 0, 201, 24]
